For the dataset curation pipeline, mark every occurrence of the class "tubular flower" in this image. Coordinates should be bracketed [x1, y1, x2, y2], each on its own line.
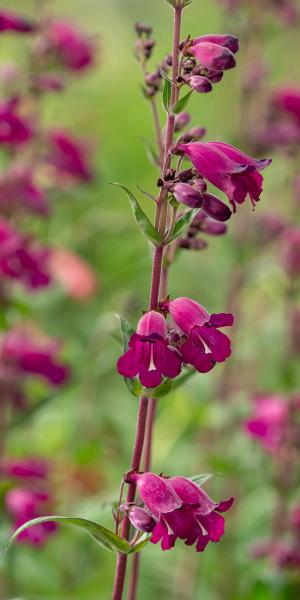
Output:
[126, 471, 234, 552]
[0, 10, 35, 33]
[0, 166, 48, 216]
[47, 130, 93, 183]
[176, 141, 271, 211]
[5, 488, 57, 546]
[245, 395, 288, 453]
[0, 97, 33, 146]
[190, 34, 239, 72]
[45, 20, 94, 71]
[1, 458, 49, 480]
[273, 87, 300, 126]
[280, 226, 300, 278]
[169, 297, 233, 373]
[117, 311, 182, 388]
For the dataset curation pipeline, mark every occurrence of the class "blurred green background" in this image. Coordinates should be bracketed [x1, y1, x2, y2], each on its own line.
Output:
[0, 0, 300, 599]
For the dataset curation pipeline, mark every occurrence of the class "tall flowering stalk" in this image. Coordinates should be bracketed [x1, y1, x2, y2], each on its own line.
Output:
[7, 2, 271, 600]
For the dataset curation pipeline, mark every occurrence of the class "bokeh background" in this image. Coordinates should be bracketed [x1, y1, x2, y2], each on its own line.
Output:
[0, 0, 300, 598]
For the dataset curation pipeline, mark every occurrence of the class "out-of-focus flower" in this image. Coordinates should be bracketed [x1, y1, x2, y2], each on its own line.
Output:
[0, 10, 35, 33]
[1, 458, 49, 480]
[0, 166, 49, 216]
[1, 329, 69, 386]
[31, 74, 65, 94]
[47, 130, 93, 183]
[126, 471, 234, 552]
[117, 311, 182, 388]
[0, 97, 33, 146]
[176, 141, 271, 211]
[174, 112, 191, 132]
[251, 213, 286, 246]
[43, 20, 95, 71]
[169, 297, 233, 373]
[0, 218, 51, 289]
[281, 226, 300, 278]
[245, 395, 288, 452]
[5, 488, 57, 545]
[49, 248, 97, 301]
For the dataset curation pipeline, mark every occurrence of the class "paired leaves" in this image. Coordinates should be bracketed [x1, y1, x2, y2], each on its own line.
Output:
[167, 208, 200, 244]
[110, 184, 162, 246]
[7, 516, 151, 555]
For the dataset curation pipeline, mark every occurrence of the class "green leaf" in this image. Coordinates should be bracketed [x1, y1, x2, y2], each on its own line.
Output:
[167, 208, 200, 244]
[162, 78, 172, 112]
[189, 473, 214, 487]
[6, 516, 131, 555]
[110, 184, 162, 246]
[129, 533, 151, 554]
[173, 90, 193, 114]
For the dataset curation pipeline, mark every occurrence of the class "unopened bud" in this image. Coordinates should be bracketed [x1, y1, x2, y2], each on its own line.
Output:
[172, 182, 203, 208]
[181, 126, 206, 142]
[179, 237, 207, 250]
[174, 111, 191, 132]
[134, 22, 153, 37]
[177, 168, 194, 182]
[121, 504, 156, 533]
[201, 193, 232, 222]
[189, 75, 212, 93]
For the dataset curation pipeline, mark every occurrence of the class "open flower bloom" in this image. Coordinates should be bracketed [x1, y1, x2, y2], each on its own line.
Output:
[117, 311, 182, 388]
[47, 130, 93, 183]
[1, 329, 69, 386]
[190, 34, 238, 72]
[0, 10, 35, 33]
[169, 297, 233, 373]
[0, 97, 33, 146]
[0, 218, 51, 289]
[245, 395, 288, 453]
[45, 20, 94, 71]
[5, 488, 57, 545]
[177, 141, 271, 211]
[0, 166, 48, 216]
[126, 471, 234, 552]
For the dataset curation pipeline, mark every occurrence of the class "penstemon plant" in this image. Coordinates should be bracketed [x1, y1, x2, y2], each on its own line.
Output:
[8, 1, 272, 599]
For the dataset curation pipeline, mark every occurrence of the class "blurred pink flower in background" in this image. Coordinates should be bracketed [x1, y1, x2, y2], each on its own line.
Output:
[0, 97, 33, 146]
[0, 9, 35, 34]
[47, 130, 93, 183]
[280, 226, 300, 278]
[5, 488, 57, 545]
[245, 395, 288, 452]
[44, 20, 95, 72]
[49, 248, 98, 301]
[1, 457, 49, 480]
[0, 166, 49, 216]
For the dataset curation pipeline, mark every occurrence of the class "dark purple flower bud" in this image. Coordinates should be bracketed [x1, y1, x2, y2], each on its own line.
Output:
[144, 70, 161, 88]
[181, 127, 206, 143]
[200, 217, 227, 235]
[190, 41, 236, 71]
[189, 76, 212, 94]
[178, 168, 194, 182]
[134, 22, 152, 37]
[205, 69, 224, 83]
[172, 183, 203, 208]
[201, 193, 232, 222]
[183, 58, 197, 72]
[121, 504, 156, 533]
[192, 177, 207, 193]
[193, 34, 239, 55]
[179, 237, 208, 250]
[174, 112, 191, 132]
[0, 10, 35, 33]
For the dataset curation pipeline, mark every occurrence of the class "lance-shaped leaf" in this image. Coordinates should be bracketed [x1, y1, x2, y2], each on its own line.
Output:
[173, 90, 193, 115]
[6, 516, 131, 554]
[189, 473, 214, 487]
[167, 208, 200, 244]
[162, 78, 172, 112]
[111, 184, 162, 246]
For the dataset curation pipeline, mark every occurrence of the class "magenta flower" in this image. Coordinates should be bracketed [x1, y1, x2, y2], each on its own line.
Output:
[0, 166, 48, 216]
[0, 218, 51, 289]
[273, 87, 300, 126]
[5, 488, 57, 545]
[45, 21, 94, 72]
[169, 297, 233, 373]
[47, 130, 93, 182]
[245, 395, 288, 453]
[189, 75, 212, 94]
[1, 329, 69, 386]
[190, 34, 239, 72]
[127, 471, 234, 552]
[177, 141, 271, 211]
[0, 97, 33, 146]
[2, 458, 49, 480]
[117, 311, 182, 388]
[281, 227, 300, 278]
[0, 10, 35, 33]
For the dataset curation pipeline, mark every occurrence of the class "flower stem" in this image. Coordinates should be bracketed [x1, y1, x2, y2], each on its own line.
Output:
[125, 7, 183, 600]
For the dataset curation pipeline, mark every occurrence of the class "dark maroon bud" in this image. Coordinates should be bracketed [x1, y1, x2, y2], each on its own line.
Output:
[191, 65, 205, 76]
[144, 71, 161, 87]
[144, 86, 157, 98]
[189, 75, 212, 93]
[178, 168, 194, 182]
[172, 182, 203, 208]
[193, 34, 239, 55]
[206, 69, 224, 83]
[193, 177, 207, 193]
[121, 504, 156, 533]
[134, 22, 153, 37]
[165, 168, 176, 181]
[183, 58, 197, 72]
[201, 193, 232, 222]
[143, 38, 156, 59]
[201, 218, 227, 236]
[181, 126, 206, 142]
[174, 111, 191, 132]
[179, 237, 208, 250]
